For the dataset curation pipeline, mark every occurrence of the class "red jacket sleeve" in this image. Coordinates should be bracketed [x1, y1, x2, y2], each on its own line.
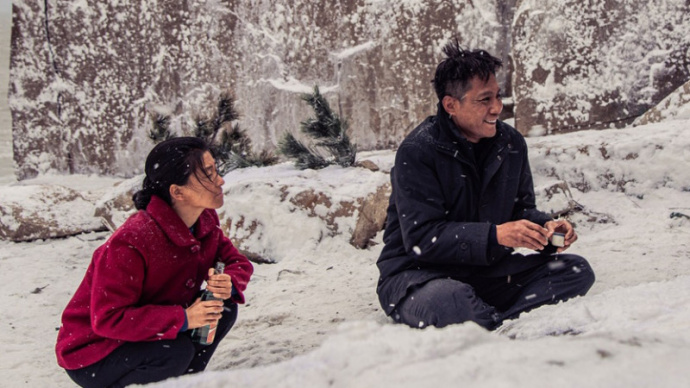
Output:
[216, 234, 253, 304]
[90, 240, 186, 342]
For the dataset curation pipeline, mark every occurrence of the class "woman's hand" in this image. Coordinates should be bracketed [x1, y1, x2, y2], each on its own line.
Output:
[185, 297, 223, 329]
[206, 268, 233, 300]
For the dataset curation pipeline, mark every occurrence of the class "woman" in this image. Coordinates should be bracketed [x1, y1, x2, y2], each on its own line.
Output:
[56, 137, 253, 387]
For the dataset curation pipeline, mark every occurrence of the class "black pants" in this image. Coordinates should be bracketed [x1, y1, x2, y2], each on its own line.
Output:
[392, 254, 595, 330]
[66, 302, 238, 388]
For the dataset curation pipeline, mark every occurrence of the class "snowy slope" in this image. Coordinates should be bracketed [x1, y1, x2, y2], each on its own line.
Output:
[1, 118, 689, 387]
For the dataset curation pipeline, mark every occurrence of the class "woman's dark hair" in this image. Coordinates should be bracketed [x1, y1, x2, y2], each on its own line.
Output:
[432, 39, 503, 102]
[132, 137, 211, 210]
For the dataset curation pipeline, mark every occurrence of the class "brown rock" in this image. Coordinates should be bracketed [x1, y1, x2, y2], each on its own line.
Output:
[355, 160, 380, 172]
[289, 189, 358, 235]
[93, 176, 141, 231]
[350, 183, 391, 249]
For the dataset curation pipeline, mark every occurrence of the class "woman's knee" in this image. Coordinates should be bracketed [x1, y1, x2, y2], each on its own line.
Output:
[216, 302, 238, 339]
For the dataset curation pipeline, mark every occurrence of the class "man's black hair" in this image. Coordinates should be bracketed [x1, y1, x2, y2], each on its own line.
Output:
[432, 39, 503, 102]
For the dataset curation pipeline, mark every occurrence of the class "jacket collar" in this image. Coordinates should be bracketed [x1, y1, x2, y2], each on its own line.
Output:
[433, 102, 510, 158]
[146, 195, 217, 247]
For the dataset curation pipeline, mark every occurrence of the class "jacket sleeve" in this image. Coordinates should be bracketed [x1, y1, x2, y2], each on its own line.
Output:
[392, 142, 494, 267]
[90, 239, 186, 342]
[214, 218, 253, 304]
[512, 136, 553, 226]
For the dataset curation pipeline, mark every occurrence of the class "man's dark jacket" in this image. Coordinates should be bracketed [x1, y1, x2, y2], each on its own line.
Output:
[376, 106, 553, 315]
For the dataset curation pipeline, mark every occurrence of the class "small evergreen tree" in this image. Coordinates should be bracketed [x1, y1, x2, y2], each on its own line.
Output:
[279, 132, 329, 170]
[279, 86, 357, 170]
[149, 91, 278, 175]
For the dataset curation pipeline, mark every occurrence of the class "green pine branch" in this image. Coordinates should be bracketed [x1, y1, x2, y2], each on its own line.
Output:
[279, 132, 329, 170]
[280, 85, 357, 169]
[150, 91, 277, 174]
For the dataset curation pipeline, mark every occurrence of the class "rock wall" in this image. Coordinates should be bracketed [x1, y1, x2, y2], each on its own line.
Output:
[512, 0, 690, 136]
[9, 0, 690, 179]
[9, 0, 508, 179]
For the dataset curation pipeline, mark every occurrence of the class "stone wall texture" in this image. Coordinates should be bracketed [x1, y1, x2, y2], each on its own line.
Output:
[512, 0, 690, 135]
[9, 0, 690, 179]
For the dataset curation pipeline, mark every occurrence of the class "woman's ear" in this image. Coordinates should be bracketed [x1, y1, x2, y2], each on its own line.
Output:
[169, 184, 185, 202]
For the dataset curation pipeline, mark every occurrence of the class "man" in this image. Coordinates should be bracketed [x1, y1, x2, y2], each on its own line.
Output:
[376, 40, 595, 330]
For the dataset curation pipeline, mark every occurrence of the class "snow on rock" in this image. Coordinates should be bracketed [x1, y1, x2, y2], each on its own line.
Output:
[93, 175, 143, 232]
[528, 120, 690, 195]
[217, 162, 390, 263]
[0, 183, 104, 241]
[634, 79, 690, 126]
[512, 0, 690, 135]
[533, 180, 579, 218]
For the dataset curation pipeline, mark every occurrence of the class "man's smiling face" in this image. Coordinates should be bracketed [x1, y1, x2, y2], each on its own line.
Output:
[444, 73, 503, 143]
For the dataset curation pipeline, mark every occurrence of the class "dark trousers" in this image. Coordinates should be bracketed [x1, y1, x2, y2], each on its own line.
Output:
[66, 302, 238, 388]
[392, 254, 595, 330]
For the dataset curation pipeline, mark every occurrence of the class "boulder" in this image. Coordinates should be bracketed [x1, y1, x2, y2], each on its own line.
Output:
[512, 0, 690, 136]
[93, 176, 142, 231]
[354, 160, 380, 172]
[0, 184, 104, 241]
[350, 183, 391, 249]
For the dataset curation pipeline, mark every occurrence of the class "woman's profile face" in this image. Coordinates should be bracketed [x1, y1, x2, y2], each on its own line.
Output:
[180, 151, 225, 210]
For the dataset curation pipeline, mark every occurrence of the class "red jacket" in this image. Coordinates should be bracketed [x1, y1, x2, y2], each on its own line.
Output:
[55, 195, 253, 370]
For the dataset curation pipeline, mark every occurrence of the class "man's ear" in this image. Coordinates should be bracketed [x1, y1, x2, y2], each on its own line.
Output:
[442, 95, 457, 117]
[169, 184, 185, 202]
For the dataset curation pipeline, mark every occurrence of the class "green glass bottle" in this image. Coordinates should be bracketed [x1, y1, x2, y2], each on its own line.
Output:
[191, 261, 225, 345]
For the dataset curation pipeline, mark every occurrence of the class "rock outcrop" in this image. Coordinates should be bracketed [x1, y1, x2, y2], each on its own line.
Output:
[633, 80, 690, 126]
[350, 183, 391, 249]
[512, 0, 690, 136]
[0, 184, 104, 241]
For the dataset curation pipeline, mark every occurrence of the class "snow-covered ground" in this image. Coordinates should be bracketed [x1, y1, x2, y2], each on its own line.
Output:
[1, 118, 689, 387]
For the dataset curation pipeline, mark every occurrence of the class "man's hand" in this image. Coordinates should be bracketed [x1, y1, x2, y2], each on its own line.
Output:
[544, 219, 577, 253]
[496, 219, 549, 250]
[206, 268, 233, 300]
[185, 297, 223, 329]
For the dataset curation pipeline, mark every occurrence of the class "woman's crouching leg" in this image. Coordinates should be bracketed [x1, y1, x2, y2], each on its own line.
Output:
[66, 336, 195, 388]
[185, 301, 239, 374]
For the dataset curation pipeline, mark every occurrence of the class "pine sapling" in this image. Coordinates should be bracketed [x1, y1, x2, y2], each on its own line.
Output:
[280, 85, 357, 169]
[149, 92, 278, 174]
[278, 132, 329, 170]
